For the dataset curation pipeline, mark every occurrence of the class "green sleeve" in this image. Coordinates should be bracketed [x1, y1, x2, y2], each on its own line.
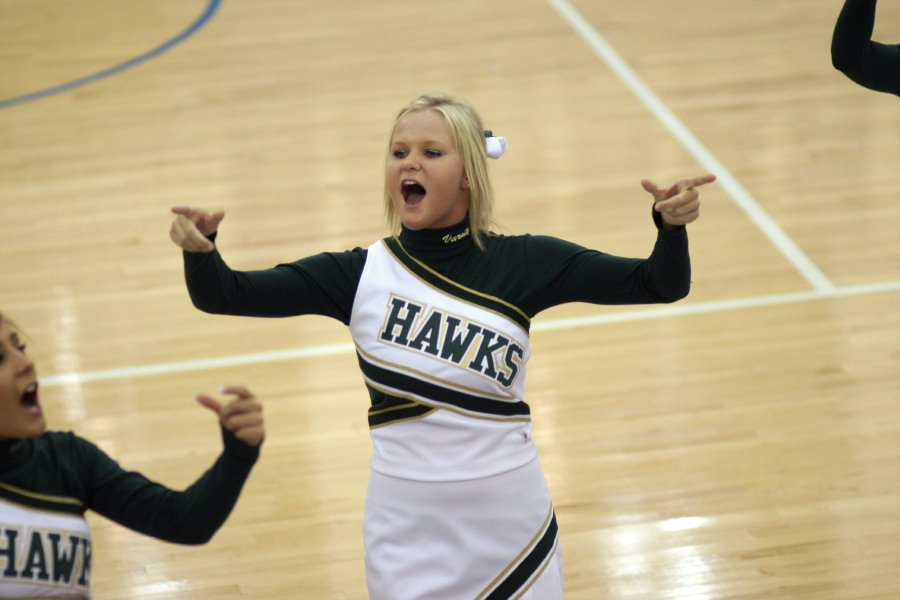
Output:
[518, 226, 690, 315]
[182, 241, 366, 325]
[458, 224, 690, 318]
[831, 0, 900, 95]
[77, 429, 260, 545]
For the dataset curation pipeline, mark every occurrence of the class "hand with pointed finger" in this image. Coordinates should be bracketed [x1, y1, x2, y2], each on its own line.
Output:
[641, 174, 716, 229]
[196, 385, 265, 447]
[169, 206, 226, 253]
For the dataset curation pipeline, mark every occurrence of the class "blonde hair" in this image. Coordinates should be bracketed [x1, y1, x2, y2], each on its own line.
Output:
[383, 92, 495, 248]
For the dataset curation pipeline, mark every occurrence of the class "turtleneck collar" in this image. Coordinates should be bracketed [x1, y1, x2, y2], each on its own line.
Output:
[397, 214, 474, 258]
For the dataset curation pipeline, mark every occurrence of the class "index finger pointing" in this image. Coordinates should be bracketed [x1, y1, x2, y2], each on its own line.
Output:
[678, 174, 717, 191]
[171, 206, 195, 216]
[196, 393, 223, 415]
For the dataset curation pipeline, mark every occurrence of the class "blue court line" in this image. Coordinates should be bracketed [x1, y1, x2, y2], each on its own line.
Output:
[0, 0, 221, 110]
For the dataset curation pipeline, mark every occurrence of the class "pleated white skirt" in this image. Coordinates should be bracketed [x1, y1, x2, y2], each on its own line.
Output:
[363, 457, 563, 599]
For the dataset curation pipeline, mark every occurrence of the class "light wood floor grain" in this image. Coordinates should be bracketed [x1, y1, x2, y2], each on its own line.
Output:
[1, 1, 899, 598]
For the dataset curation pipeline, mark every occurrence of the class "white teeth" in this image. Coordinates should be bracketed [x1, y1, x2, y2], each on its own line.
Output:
[25, 383, 37, 393]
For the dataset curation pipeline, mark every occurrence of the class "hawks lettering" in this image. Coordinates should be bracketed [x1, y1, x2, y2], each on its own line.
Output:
[0, 525, 91, 591]
[379, 296, 523, 388]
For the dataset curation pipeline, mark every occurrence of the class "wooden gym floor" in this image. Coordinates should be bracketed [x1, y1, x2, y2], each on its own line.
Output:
[1, 1, 899, 598]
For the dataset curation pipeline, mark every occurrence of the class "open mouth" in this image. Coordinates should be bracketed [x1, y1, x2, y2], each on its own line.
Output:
[21, 383, 39, 409]
[401, 180, 426, 205]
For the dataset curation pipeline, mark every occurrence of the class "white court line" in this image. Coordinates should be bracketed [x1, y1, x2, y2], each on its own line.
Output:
[40, 281, 900, 387]
[40, 342, 353, 387]
[546, 0, 835, 293]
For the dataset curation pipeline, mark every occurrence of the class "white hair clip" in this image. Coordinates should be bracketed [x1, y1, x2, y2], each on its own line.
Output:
[484, 130, 507, 159]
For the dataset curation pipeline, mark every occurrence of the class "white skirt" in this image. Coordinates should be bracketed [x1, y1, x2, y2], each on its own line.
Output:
[364, 458, 563, 599]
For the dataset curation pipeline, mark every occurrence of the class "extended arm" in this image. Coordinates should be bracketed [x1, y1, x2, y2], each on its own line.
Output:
[831, 0, 900, 95]
[521, 226, 691, 314]
[170, 206, 364, 323]
[518, 175, 714, 315]
[182, 243, 363, 322]
[84, 388, 263, 544]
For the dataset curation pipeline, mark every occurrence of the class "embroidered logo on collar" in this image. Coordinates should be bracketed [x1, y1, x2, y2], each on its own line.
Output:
[442, 227, 470, 244]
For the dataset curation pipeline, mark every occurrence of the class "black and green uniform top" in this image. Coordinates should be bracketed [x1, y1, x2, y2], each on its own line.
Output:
[182, 213, 690, 325]
[832, 0, 900, 96]
[0, 429, 259, 598]
[183, 213, 691, 425]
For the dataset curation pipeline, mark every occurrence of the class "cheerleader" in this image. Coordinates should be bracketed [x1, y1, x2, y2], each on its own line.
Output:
[170, 92, 714, 599]
[0, 311, 264, 599]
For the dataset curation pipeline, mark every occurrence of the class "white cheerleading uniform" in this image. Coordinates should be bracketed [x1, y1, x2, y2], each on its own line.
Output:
[182, 208, 693, 598]
[351, 238, 562, 599]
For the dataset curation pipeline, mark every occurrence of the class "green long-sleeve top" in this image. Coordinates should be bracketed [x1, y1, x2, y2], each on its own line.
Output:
[181, 214, 691, 325]
[0, 428, 259, 597]
[0, 428, 258, 541]
[831, 0, 900, 96]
